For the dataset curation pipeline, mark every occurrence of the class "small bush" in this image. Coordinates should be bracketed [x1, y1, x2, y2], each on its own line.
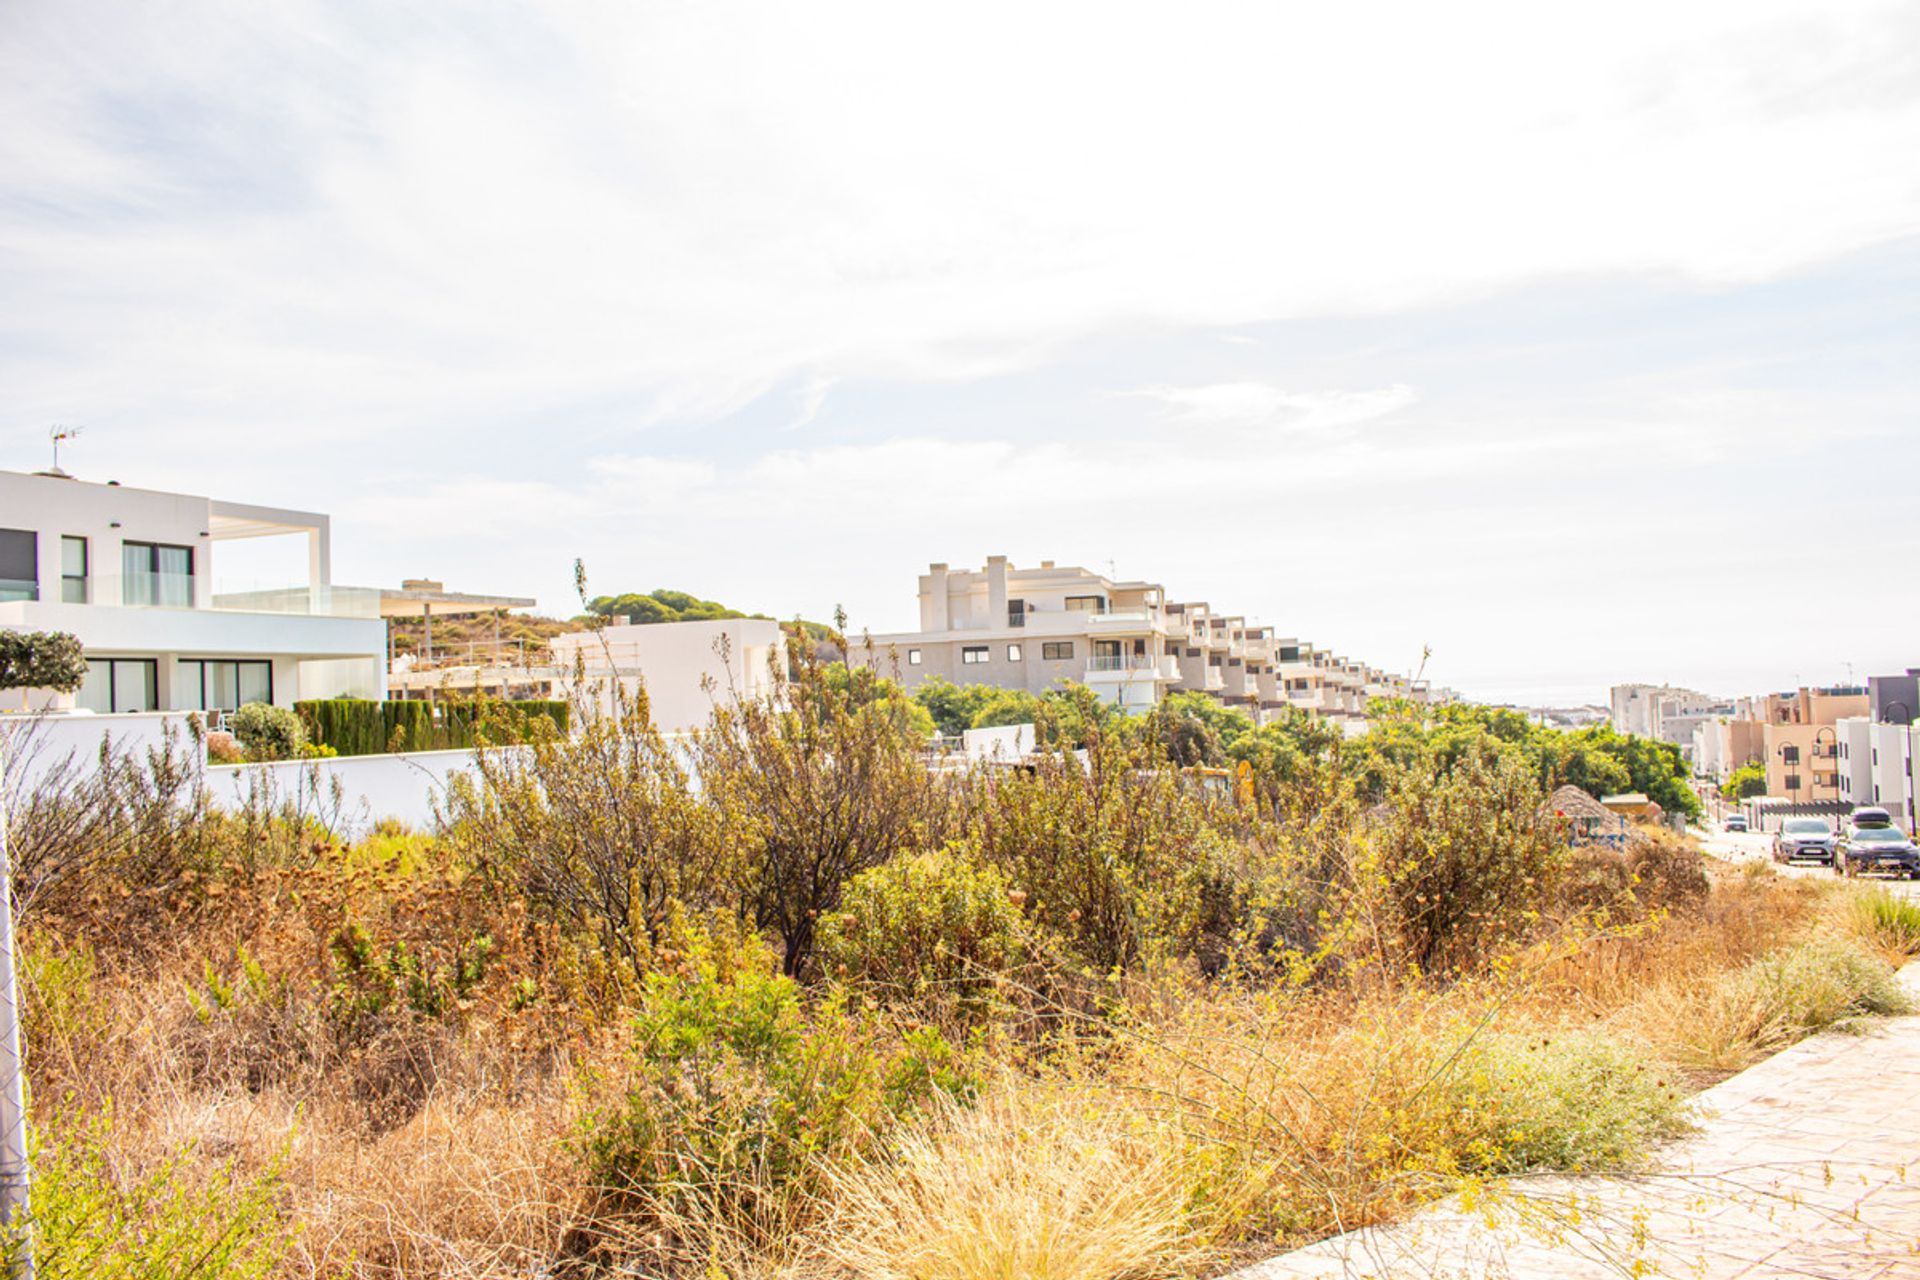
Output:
[204, 731, 245, 765]
[1562, 829, 1709, 918]
[1845, 886, 1920, 958]
[817, 845, 1025, 1016]
[578, 920, 975, 1260]
[1438, 1029, 1690, 1174]
[3, 1108, 291, 1280]
[227, 703, 306, 762]
[1668, 936, 1912, 1072]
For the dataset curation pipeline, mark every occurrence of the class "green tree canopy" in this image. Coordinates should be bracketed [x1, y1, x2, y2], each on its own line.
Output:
[0, 630, 88, 694]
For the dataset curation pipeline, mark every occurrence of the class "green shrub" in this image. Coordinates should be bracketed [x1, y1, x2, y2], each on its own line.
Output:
[1362, 750, 1567, 975]
[296, 698, 569, 756]
[971, 733, 1221, 975]
[2, 1109, 290, 1279]
[818, 845, 1025, 1015]
[1673, 936, 1912, 1071]
[579, 920, 974, 1252]
[1441, 1029, 1690, 1174]
[227, 702, 306, 762]
[1846, 886, 1920, 958]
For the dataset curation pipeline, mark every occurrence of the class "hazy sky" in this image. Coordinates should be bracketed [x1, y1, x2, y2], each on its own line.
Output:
[4, 0, 1917, 705]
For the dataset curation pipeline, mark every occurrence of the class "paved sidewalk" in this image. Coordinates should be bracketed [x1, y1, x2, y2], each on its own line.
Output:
[1232, 965, 1920, 1280]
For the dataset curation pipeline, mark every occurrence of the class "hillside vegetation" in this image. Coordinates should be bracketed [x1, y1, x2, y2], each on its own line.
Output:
[3, 661, 1901, 1280]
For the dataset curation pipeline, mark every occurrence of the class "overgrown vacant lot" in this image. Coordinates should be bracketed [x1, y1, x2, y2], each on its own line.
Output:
[7, 664, 1916, 1279]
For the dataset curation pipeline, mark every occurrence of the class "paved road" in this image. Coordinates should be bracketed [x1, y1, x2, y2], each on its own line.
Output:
[1231, 965, 1920, 1279]
[1701, 826, 1920, 900]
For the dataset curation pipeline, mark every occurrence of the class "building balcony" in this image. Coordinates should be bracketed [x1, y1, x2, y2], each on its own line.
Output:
[1086, 654, 1181, 681]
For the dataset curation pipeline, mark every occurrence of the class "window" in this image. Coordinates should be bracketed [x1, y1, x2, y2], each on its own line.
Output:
[76, 658, 158, 714]
[1007, 599, 1027, 628]
[1185, 647, 1200, 658]
[907, 648, 922, 666]
[1780, 745, 1800, 765]
[1064, 595, 1107, 613]
[122, 541, 194, 607]
[1006, 643, 1023, 661]
[1785, 774, 1802, 792]
[961, 645, 989, 665]
[1208, 655, 1222, 667]
[1042, 641, 1074, 660]
[60, 536, 88, 603]
[178, 659, 273, 712]
[0, 529, 35, 602]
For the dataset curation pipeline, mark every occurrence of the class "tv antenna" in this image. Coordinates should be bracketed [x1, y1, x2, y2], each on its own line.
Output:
[49, 425, 82, 473]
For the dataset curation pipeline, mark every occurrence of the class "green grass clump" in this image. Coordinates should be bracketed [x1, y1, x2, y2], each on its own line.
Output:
[1442, 1029, 1691, 1174]
[1845, 886, 1920, 959]
[1673, 936, 1912, 1072]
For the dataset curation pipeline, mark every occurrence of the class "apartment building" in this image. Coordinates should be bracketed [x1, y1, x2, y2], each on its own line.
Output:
[1752, 687, 1868, 804]
[857, 556, 1426, 725]
[1, 467, 387, 713]
[1837, 717, 1919, 830]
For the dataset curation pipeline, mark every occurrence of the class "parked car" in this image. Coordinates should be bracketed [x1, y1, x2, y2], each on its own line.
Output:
[1772, 816, 1835, 863]
[1724, 814, 1748, 832]
[1835, 822, 1920, 879]
[1850, 806, 1895, 828]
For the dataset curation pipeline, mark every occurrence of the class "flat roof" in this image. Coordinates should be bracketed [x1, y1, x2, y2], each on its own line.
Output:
[380, 585, 537, 618]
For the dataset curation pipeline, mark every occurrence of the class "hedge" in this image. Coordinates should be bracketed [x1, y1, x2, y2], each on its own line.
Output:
[295, 699, 569, 756]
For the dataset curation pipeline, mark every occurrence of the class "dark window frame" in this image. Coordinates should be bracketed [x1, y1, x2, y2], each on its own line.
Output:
[0, 528, 37, 602]
[178, 658, 274, 712]
[1041, 641, 1074, 660]
[122, 539, 196, 607]
[87, 657, 160, 713]
[60, 535, 88, 603]
[961, 645, 990, 665]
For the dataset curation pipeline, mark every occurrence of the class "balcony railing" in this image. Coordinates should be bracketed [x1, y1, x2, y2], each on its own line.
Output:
[1087, 655, 1180, 678]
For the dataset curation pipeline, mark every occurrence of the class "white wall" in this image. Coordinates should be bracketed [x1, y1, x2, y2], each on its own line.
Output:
[0, 711, 189, 793]
[551, 618, 786, 734]
[0, 711, 488, 839]
[206, 748, 493, 838]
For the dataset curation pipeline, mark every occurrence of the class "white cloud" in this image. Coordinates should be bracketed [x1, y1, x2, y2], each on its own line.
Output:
[3, 0, 1917, 437]
[1128, 382, 1417, 433]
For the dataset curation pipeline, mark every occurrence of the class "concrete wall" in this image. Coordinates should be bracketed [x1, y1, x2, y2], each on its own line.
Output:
[551, 618, 785, 734]
[1, 710, 489, 839]
[206, 747, 489, 837]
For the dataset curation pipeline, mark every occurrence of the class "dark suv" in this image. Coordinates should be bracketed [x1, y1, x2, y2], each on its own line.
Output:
[1835, 812, 1920, 879]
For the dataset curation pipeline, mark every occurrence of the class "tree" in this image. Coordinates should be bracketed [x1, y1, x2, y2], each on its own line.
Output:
[912, 677, 997, 737]
[1145, 692, 1256, 766]
[0, 631, 87, 698]
[1227, 709, 1343, 790]
[1720, 762, 1767, 801]
[0, 629, 88, 1273]
[969, 688, 1042, 730]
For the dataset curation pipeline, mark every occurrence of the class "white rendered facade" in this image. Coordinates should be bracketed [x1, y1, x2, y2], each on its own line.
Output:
[858, 557, 1426, 724]
[550, 617, 787, 734]
[0, 469, 386, 713]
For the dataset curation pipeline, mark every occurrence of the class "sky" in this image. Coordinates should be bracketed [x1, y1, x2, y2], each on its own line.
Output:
[3, 0, 1917, 706]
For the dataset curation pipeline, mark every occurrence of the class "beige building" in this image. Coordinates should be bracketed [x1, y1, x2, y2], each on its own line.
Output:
[1756, 685, 1869, 803]
[858, 557, 1429, 726]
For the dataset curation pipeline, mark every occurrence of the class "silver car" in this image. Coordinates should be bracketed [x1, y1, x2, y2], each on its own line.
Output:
[1772, 816, 1836, 864]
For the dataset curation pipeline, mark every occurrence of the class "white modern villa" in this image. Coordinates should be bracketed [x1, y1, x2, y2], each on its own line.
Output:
[856, 556, 1441, 728]
[1, 467, 388, 713]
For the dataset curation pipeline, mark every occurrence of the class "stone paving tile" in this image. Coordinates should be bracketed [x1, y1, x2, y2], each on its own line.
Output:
[1228, 964, 1920, 1280]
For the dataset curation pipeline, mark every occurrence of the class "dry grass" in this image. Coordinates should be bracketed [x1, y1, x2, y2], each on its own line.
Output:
[22, 805, 1904, 1279]
[797, 1088, 1205, 1280]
